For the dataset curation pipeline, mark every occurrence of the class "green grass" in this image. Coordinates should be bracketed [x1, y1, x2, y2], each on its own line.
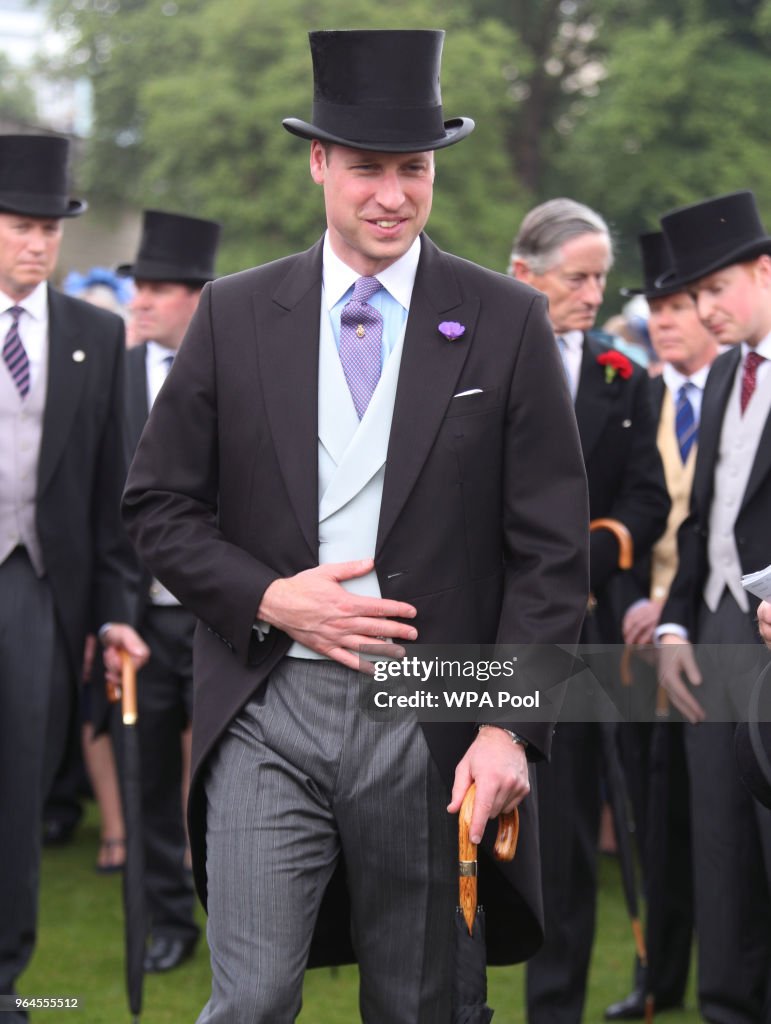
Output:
[22, 803, 702, 1023]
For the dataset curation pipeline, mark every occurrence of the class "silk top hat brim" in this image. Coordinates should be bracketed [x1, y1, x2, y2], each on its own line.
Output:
[0, 135, 86, 219]
[620, 230, 683, 300]
[283, 29, 475, 153]
[656, 190, 771, 291]
[0, 193, 86, 219]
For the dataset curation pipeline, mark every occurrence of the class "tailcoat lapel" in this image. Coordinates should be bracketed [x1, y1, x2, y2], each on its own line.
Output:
[376, 236, 478, 555]
[255, 241, 323, 561]
[574, 335, 620, 460]
[125, 344, 151, 452]
[38, 288, 89, 498]
[741, 367, 771, 511]
[691, 346, 739, 510]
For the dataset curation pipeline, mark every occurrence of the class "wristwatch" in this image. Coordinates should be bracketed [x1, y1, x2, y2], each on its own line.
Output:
[477, 724, 529, 748]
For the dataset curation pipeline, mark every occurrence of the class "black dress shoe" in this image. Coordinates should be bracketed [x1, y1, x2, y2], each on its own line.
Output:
[42, 819, 77, 847]
[143, 935, 197, 973]
[605, 989, 647, 1020]
[605, 989, 683, 1020]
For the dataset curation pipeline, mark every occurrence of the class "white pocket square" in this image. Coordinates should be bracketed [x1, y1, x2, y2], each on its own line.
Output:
[453, 388, 483, 398]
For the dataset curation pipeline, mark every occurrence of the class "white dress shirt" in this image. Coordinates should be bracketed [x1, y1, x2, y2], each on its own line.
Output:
[1, 282, 48, 390]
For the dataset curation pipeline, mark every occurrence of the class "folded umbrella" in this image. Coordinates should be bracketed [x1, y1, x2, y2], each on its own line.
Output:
[589, 518, 653, 1024]
[453, 783, 518, 1023]
[109, 651, 147, 1023]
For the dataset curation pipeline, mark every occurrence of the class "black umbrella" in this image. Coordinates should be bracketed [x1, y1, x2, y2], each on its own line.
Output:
[453, 784, 518, 1023]
[115, 651, 147, 1022]
[600, 720, 652, 1022]
[588, 519, 654, 1023]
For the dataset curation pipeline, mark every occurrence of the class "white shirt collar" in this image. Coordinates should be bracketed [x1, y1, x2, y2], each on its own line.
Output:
[662, 360, 711, 396]
[742, 331, 771, 361]
[321, 233, 420, 311]
[146, 339, 176, 368]
[1, 280, 48, 321]
[558, 329, 584, 353]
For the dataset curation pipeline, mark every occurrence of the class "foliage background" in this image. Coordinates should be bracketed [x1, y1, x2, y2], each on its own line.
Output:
[36, 0, 771, 307]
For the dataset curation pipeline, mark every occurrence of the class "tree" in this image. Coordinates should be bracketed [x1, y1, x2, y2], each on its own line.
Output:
[0, 54, 36, 123]
[546, 13, 771, 299]
[48, 0, 533, 272]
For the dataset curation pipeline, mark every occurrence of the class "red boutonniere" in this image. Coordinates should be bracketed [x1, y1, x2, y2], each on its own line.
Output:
[597, 350, 633, 384]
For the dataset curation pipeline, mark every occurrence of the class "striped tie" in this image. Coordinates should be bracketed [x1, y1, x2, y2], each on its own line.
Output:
[3, 305, 30, 398]
[675, 382, 697, 463]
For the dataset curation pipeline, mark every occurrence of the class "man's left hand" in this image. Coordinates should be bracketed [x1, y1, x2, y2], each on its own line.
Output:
[758, 600, 771, 650]
[447, 726, 530, 844]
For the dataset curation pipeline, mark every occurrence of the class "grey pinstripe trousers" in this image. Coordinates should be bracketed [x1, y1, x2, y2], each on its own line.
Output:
[197, 657, 457, 1024]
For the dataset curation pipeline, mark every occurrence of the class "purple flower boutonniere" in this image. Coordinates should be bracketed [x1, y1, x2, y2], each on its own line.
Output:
[438, 321, 466, 341]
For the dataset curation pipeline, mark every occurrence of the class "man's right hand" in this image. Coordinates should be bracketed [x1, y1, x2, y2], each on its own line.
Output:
[258, 558, 418, 671]
[657, 634, 705, 723]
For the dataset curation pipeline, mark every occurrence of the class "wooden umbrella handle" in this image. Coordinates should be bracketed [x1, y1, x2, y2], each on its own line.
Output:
[589, 517, 634, 570]
[120, 650, 138, 726]
[458, 783, 519, 933]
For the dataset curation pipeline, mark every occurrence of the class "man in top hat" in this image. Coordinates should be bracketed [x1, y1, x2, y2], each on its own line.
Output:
[605, 231, 718, 1021]
[120, 29, 590, 1023]
[655, 191, 771, 1023]
[510, 200, 670, 1024]
[0, 133, 147, 1017]
[114, 210, 221, 973]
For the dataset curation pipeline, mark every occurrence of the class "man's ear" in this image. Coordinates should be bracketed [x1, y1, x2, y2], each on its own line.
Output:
[309, 140, 326, 185]
[511, 258, 533, 284]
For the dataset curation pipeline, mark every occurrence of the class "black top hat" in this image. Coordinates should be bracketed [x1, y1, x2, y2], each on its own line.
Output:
[0, 134, 86, 218]
[283, 30, 474, 153]
[657, 190, 771, 290]
[118, 210, 221, 284]
[620, 231, 682, 300]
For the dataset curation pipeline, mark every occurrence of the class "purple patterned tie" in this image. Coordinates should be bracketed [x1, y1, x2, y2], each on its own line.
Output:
[3, 306, 30, 398]
[339, 276, 383, 419]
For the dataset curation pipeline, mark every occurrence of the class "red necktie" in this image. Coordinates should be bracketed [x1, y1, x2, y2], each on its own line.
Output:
[740, 351, 764, 415]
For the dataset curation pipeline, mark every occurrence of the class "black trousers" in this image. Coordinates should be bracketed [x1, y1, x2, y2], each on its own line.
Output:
[686, 594, 771, 1024]
[617, 712, 693, 1006]
[0, 550, 71, 1008]
[526, 721, 602, 1024]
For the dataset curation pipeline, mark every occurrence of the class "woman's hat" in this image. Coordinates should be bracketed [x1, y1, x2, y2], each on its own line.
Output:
[283, 30, 474, 153]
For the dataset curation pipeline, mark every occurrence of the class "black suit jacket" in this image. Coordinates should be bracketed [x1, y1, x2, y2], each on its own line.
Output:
[123, 234, 591, 963]
[123, 343, 158, 624]
[575, 335, 670, 640]
[663, 345, 771, 634]
[36, 288, 133, 677]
